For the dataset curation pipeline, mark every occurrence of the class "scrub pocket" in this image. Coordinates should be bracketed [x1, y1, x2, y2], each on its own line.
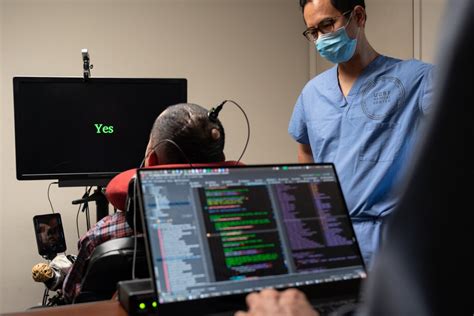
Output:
[359, 122, 402, 162]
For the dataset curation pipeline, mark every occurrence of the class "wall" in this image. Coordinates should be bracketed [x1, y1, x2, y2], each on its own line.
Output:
[419, 0, 446, 62]
[0, 0, 4, 311]
[0, 0, 306, 312]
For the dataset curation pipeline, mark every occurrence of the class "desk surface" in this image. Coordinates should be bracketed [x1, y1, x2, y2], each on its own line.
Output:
[1, 300, 128, 316]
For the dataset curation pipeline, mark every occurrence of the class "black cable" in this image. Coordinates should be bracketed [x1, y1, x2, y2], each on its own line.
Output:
[75, 202, 82, 240]
[76, 186, 92, 239]
[84, 200, 91, 231]
[139, 138, 193, 168]
[84, 187, 92, 231]
[215, 100, 250, 165]
[42, 288, 49, 306]
[132, 178, 138, 280]
[208, 100, 226, 122]
[47, 182, 58, 213]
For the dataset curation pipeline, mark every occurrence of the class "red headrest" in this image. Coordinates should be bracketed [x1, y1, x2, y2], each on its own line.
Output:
[105, 161, 245, 211]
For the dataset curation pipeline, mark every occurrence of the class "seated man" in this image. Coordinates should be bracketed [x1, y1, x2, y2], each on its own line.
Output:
[32, 102, 231, 303]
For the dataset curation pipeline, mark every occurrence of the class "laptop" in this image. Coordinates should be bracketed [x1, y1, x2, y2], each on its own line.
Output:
[136, 163, 367, 315]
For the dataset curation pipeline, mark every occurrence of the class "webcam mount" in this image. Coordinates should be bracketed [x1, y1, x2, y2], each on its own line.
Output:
[81, 48, 94, 81]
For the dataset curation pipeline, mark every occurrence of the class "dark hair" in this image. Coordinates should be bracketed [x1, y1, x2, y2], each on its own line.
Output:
[149, 103, 225, 164]
[299, 0, 365, 13]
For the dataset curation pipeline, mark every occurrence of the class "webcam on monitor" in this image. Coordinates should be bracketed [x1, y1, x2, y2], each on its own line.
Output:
[81, 48, 93, 80]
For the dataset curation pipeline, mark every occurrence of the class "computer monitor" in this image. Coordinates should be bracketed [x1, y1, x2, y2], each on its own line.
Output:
[13, 77, 187, 186]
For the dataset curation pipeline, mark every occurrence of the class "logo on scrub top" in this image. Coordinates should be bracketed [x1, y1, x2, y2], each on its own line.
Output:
[361, 76, 406, 120]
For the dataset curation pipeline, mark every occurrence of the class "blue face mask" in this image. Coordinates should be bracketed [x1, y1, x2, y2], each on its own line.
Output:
[315, 24, 358, 64]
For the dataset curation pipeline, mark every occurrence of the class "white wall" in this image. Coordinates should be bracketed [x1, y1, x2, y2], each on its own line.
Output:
[0, 0, 307, 312]
[420, 0, 446, 62]
[0, 0, 4, 311]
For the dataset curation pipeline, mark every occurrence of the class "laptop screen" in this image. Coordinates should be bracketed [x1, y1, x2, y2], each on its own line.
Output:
[137, 163, 366, 304]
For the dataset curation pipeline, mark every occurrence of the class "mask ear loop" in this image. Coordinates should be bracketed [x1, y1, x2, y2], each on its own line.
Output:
[354, 25, 361, 40]
[348, 9, 362, 40]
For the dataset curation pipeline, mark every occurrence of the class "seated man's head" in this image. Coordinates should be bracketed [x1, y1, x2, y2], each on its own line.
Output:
[144, 103, 225, 166]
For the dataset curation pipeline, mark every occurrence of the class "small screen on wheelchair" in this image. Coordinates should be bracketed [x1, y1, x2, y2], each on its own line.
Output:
[33, 213, 67, 258]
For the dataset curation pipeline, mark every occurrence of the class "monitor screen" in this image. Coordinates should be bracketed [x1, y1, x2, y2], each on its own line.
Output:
[13, 77, 187, 185]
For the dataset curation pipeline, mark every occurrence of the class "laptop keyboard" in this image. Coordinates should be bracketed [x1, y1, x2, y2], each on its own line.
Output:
[206, 297, 358, 316]
[312, 297, 358, 316]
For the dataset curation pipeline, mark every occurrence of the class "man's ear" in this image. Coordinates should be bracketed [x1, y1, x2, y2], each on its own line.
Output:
[145, 151, 158, 167]
[354, 5, 367, 27]
[144, 138, 158, 167]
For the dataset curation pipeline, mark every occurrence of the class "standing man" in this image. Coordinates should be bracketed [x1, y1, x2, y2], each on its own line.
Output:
[288, 0, 434, 266]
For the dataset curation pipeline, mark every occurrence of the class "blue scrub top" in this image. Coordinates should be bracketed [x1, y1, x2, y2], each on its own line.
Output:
[289, 55, 435, 266]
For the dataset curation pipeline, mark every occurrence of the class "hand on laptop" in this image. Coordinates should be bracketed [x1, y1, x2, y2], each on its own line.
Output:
[235, 288, 319, 316]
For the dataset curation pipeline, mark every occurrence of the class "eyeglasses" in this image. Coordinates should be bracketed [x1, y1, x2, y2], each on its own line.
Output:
[302, 10, 352, 42]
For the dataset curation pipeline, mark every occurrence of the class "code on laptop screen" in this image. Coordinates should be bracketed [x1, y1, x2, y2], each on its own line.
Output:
[138, 164, 366, 303]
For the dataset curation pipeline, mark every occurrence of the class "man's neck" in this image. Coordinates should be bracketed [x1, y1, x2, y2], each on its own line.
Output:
[336, 38, 379, 96]
[339, 40, 379, 79]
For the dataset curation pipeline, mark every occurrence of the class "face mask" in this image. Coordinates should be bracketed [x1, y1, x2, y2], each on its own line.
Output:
[315, 21, 358, 64]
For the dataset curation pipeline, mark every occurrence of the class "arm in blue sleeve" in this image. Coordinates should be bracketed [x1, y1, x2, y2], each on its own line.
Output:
[288, 94, 310, 145]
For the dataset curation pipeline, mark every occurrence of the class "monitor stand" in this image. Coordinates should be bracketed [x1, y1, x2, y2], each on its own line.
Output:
[69, 186, 109, 230]
[58, 179, 111, 229]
